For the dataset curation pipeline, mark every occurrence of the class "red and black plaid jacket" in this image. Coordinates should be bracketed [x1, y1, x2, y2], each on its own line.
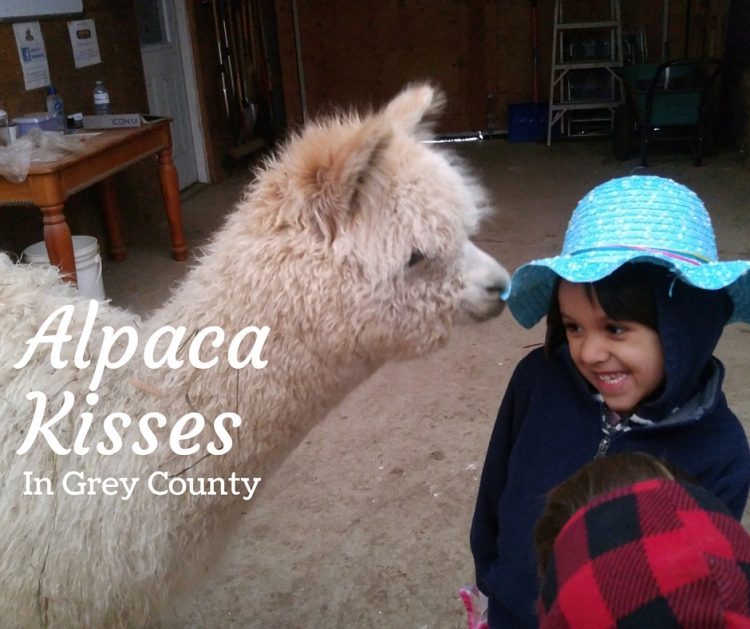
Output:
[538, 479, 750, 628]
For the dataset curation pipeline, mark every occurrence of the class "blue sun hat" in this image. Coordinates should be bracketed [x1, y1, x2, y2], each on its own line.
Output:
[506, 175, 750, 328]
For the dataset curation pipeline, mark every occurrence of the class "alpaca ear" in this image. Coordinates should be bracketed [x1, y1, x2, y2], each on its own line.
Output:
[382, 82, 445, 134]
[311, 117, 392, 243]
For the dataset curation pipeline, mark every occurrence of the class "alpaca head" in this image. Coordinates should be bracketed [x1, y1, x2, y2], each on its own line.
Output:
[230, 83, 509, 362]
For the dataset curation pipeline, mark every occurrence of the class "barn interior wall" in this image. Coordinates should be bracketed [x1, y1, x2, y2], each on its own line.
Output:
[0, 1, 745, 259]
[274, 0, 734, 135]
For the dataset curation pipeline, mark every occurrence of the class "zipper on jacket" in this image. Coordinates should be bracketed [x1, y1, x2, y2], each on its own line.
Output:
[594, 417, 619, 459]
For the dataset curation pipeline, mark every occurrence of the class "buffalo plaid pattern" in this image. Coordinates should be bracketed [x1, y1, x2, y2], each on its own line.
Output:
[538, 479, 750, 628]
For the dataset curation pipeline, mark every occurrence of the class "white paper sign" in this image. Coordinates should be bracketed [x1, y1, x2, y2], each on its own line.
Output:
[13, 22, 50, 91]
[67, 19, 101, 68]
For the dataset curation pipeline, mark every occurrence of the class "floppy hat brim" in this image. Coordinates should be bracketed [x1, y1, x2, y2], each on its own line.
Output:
[506, 251, 750, 328]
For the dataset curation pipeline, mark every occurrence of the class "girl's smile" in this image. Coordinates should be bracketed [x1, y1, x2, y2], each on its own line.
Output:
[557, 280, 665, 414]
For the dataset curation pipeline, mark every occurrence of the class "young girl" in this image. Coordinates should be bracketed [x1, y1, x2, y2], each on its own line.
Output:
[470, 175, 750, 628]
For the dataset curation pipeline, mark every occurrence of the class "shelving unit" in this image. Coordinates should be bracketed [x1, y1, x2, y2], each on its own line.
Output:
[547, 0, 624, 144]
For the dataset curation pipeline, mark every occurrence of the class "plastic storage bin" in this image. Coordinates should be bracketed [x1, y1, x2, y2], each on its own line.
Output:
[12, 112, 58, 137]
[507, 103, 549, 143]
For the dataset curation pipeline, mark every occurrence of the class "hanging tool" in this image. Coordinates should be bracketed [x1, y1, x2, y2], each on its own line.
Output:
[531, 0, 540, 103]
[211, 0, 231, 119]
[662, 0, 670, 61]
[219, 0, 237, 110]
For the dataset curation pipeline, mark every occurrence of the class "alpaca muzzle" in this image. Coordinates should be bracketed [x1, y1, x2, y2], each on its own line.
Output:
[458, 241, 510, 321]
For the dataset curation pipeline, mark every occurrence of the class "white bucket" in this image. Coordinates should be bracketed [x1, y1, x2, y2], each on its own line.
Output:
[23, 236, 106, 301]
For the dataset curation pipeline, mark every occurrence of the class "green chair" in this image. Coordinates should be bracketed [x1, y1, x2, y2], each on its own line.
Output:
[613, 58, 722, 166]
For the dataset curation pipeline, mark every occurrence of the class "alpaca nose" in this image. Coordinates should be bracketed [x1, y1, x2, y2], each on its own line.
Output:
[458, 241, 510, 320]
[484, 262, 511, 302]
[486, 279, 509, 301]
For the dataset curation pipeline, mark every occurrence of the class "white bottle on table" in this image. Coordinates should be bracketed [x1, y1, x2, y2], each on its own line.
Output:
[93, 80, 112, 115]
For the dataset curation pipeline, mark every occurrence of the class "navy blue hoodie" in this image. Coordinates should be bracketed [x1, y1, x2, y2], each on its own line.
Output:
[470, 279, 750, 628]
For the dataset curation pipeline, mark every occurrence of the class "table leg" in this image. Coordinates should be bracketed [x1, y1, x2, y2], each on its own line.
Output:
[97, 177, 127, 261]
[157, 147, 188, 261]
[40, 202, 77, 284]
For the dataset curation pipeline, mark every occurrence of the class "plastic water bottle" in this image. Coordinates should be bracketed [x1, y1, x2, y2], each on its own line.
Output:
[46, 86, 65, 132]
[93, 80, 112, 115]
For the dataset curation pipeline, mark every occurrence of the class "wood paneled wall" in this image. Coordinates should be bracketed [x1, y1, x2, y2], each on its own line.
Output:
[0, 0, 736, 256]
[274, 0, 730, 134]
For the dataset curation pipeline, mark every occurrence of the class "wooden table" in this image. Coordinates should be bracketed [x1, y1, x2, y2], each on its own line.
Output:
[0, 119, 188, 284]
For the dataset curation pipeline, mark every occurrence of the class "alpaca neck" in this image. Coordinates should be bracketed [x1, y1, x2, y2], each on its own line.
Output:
[137, 257, 381, 476]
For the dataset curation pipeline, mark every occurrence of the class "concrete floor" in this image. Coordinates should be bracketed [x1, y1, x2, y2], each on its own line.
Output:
[99, 138, 750, 628]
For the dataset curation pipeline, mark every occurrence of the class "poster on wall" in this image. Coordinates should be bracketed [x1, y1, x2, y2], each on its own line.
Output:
[12, 21, 50, 91]
[68, 19, 101, 68]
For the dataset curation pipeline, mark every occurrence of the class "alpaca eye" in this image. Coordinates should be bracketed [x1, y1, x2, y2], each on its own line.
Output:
[408, 250, 425, 267]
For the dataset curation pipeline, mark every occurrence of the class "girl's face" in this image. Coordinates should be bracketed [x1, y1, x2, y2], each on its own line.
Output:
[558, 280, 665, 414]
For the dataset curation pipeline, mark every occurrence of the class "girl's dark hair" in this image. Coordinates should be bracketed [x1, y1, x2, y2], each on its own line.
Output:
[545, 263, 668, 354]
[533, 453, 691, 578]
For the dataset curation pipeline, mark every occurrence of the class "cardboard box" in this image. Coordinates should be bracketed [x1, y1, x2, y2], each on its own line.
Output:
[82, 114, 166, 130]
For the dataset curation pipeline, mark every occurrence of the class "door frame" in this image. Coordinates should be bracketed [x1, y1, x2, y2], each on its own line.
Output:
[173, 1, 209, 184]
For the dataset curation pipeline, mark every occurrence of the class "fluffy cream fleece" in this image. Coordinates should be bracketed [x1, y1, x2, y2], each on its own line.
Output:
[0, 83, 509, 627]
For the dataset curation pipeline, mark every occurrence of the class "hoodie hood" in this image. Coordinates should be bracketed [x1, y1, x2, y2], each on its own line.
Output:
[559, 272, 733, 422]
[637, 273, 732, 420]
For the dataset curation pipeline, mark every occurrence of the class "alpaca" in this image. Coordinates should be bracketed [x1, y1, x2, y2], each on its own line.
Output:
[0, 83, 509, 627]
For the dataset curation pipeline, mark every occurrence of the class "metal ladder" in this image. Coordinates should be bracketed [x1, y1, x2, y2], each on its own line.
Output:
[547, 0, 624, 144]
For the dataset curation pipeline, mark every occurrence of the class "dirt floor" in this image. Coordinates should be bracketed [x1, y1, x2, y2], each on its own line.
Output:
[101, 137, 750, 629]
